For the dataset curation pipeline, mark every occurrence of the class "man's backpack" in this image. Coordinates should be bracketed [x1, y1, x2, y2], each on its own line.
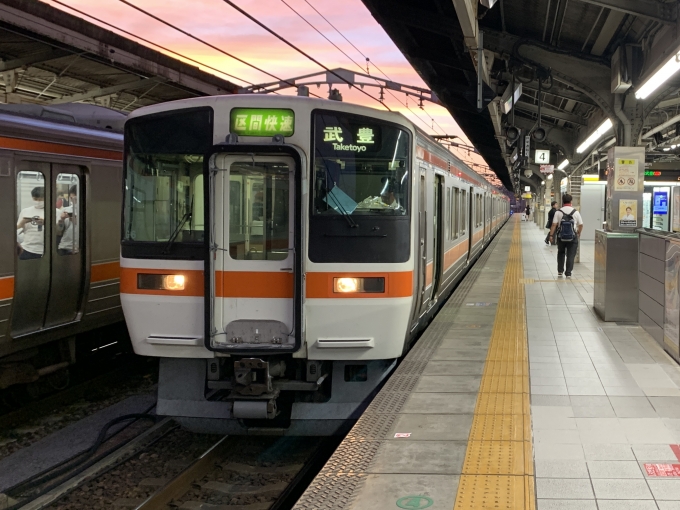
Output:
[557, 209, 576, 242]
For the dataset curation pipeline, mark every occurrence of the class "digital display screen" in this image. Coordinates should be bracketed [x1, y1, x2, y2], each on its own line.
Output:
[230, 108, 295, 137]
[653, 191, 668, 215]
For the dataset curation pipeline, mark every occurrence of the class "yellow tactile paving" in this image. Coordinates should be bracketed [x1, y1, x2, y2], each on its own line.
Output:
[454, 218, 535, 510]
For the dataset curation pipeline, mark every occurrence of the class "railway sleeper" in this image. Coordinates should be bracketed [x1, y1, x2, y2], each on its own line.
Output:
[179, 501, 272, 510]
[218, 462, 303, 475]
[202, 480, 288, 496]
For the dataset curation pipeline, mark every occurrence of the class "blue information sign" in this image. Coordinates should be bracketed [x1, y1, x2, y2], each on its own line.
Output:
[654, 191, 669, 215]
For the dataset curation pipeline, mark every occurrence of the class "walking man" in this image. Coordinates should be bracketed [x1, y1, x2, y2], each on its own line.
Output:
[548, 194, 583, 278]
[544, 201, 557, 245]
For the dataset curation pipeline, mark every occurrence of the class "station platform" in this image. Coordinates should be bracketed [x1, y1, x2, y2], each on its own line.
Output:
[295, 216, 680, 510]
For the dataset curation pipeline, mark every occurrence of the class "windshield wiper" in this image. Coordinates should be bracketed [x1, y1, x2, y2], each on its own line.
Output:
[163, 211, 191, 254]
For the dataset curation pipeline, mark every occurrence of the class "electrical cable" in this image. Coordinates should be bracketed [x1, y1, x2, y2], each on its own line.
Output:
[117, 0, 323, 99]
[279, 0, 443, 134]
[290, 1, 447, 135]
[303, 1, 448, 135]
[5, 406, 162, 510]
[49, 0, 253, 86]
[220, 0, 389, 110]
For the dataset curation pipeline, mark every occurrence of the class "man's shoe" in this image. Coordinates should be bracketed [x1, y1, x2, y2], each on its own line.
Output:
[545, 240, 550, 245]
[566, 274, 571, 278]
[558, 273, 563, 277]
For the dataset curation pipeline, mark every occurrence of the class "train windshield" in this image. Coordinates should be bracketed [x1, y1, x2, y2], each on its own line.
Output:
[312, 111, 410, 216]
[123, 108, 213, 246]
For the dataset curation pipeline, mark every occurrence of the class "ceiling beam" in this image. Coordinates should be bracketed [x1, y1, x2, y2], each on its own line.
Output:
[47, 78, 156, 104]
[589, 10, 625, 56]
[575, 0, 676, 25]
[0, 48, 70, 72]
[514, 101, 587, 126]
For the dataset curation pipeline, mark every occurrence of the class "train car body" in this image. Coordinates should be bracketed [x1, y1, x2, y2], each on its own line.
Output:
[120, 96, 509, 434]
[0, 104, 125, 390]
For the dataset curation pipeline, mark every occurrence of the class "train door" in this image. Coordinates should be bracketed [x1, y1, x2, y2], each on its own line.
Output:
[209, 154, 297, 351]
[431, 175, 444, 299]
[12, 163, 85, 337]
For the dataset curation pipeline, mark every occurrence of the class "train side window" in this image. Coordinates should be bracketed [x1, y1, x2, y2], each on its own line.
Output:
[16, 169, 47, 260]
[56, 173, 80, 255]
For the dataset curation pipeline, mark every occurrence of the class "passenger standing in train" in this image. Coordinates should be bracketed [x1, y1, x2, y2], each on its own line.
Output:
[57, 185, 79, 255]
[544, 201, 557, 245]
[549, 194, 583, 278]
[16, 186, 46, 260]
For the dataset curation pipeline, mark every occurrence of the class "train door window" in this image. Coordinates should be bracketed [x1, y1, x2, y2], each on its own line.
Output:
[461, 190, 467, 234]
[16, 169, 47, 259]
[55, 173, 80, 255]
[228, 160, 290, 261]
[445, 187, 451, 240]
[453, 188, 459, 238]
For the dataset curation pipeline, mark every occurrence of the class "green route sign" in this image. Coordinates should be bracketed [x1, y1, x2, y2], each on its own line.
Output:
[396, 495, 434, 509]
[230, 108, 295, 137]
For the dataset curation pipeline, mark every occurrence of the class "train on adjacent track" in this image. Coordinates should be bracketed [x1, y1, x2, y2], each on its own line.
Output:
[0, 104, 126, 394]
[120, 95, 510, 435]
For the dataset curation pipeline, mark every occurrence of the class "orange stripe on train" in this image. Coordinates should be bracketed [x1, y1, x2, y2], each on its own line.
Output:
[0, 136, 122, 161]
[0, 276, 14, 301]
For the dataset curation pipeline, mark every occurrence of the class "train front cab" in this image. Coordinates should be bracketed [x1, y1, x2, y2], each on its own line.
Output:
[121, 100, 417, 435]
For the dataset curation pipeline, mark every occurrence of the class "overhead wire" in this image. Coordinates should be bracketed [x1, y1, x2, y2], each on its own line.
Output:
[220, 0, 389, 110]
[48, 0, 253, 86]
[279, 0, 440, 133]
[117, 0, 324, 99]
[300, 0, 448, 135]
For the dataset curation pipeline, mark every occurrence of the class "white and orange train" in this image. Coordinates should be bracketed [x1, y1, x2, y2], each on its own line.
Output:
[120, 95, 510, 434]
[0, 104, 126, 393]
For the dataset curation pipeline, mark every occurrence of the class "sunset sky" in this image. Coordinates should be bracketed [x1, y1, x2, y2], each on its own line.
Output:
[45, 0, 491, 175]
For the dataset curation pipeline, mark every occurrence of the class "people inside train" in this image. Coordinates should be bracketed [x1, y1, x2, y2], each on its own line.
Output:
[57, 185, 79, 255]
[16, 186, 46, 260]
[356, 178, 403, 211]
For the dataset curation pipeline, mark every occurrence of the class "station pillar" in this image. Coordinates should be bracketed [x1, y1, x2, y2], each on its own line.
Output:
[594, 146, 644, 322]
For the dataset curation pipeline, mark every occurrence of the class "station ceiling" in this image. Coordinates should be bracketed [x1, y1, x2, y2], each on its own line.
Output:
[362, 0, 680, 192]
[0, 0, 239, 113]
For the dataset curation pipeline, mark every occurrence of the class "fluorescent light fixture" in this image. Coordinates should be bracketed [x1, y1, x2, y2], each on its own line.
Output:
[547, 174, 553, 180]
[664, 147, 671, 151]
[576, 119, 613, 154]
[557, 159, 569, 170]
[636, 52, 680, 100]
[501, 83, 522, 114]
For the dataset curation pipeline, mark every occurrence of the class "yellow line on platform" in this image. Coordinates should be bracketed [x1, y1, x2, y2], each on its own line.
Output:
[454, 217, 535, 510]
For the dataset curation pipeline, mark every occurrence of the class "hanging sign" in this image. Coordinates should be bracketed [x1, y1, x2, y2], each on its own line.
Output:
[534, 149, 550, 164]
[614, 158, 639, 191]
[539, 164, 555, 174]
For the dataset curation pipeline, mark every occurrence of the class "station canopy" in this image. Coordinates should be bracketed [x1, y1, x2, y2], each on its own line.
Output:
[362, 0, 680, 191]
[0, 0, 239, 114]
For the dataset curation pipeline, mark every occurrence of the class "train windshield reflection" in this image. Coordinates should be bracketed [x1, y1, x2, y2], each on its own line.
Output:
[312, 111, 410, 216]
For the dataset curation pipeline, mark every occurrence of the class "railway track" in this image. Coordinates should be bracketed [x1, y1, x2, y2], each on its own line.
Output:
[135, 435, 337, 510]
[1, 419, 336, 510]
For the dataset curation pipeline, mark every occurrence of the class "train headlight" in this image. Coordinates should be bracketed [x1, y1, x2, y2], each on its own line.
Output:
[137, 273, 186, 291]
[333, 277, 385, 294]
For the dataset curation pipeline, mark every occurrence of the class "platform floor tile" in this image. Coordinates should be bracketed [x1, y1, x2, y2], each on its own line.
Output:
[524, 220, 680, 510]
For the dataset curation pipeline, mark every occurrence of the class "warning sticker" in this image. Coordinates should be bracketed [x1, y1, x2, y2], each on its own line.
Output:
[644, 463, 680, 477]
[394, 433, 411, 438]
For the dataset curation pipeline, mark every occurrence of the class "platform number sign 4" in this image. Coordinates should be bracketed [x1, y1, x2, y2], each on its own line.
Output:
[534, 150, 550, 164]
